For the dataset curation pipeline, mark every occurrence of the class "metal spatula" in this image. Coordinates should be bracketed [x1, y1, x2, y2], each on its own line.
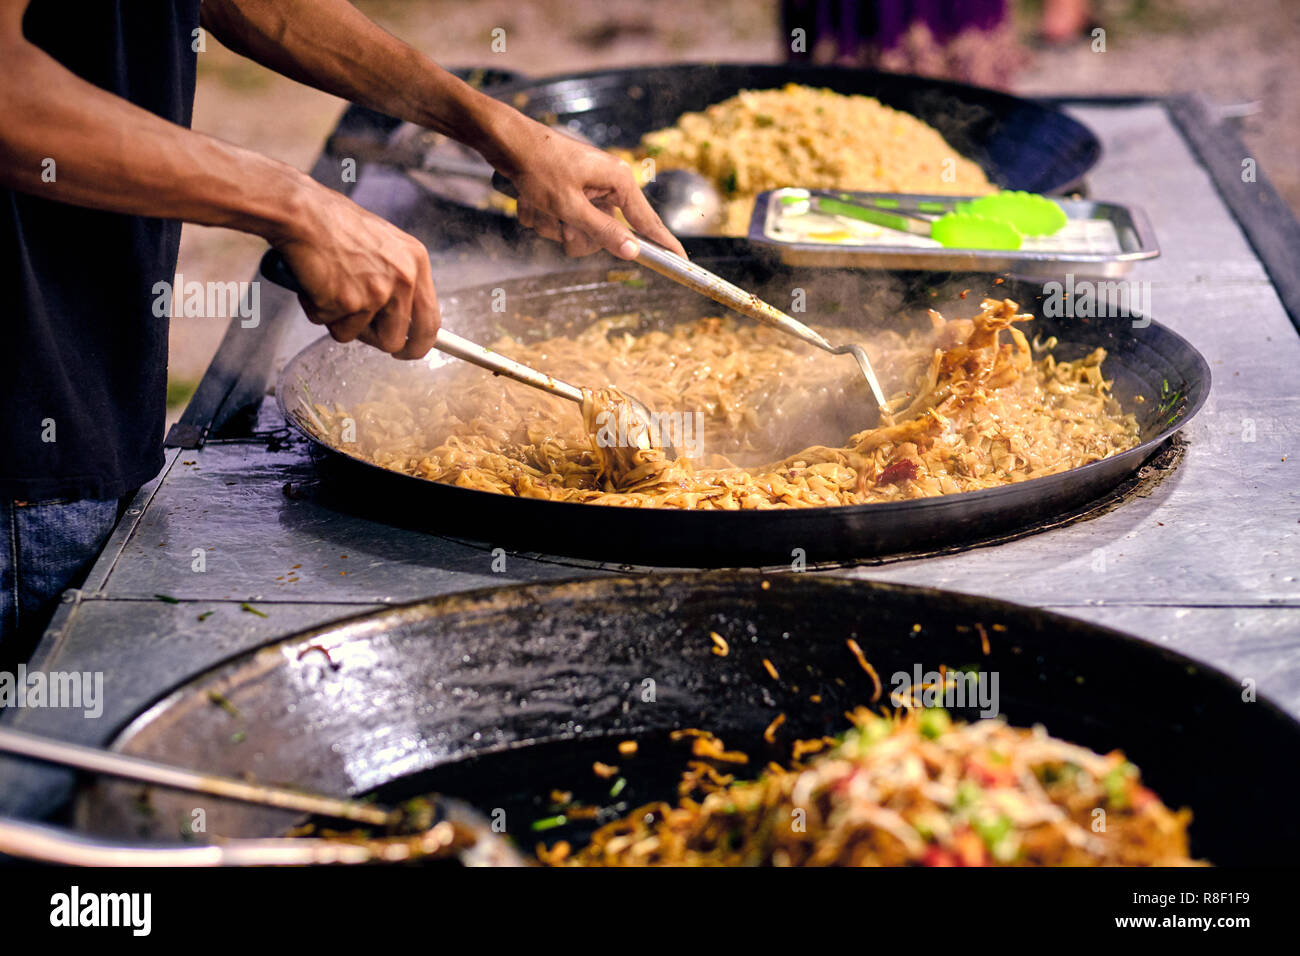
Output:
[628, 232, 890, 413]
[491, 171, 890, 415]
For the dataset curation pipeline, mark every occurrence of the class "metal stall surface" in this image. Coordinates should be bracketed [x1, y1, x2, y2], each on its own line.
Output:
[1, 92, 1297, 819]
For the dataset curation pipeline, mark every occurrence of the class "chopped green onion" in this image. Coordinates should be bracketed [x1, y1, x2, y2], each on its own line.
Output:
[531, 814, 568, 832]
[955, 780, 983, 809]
[918, 708, 951, 740]
[1103, 761, 1137, 808]
[973, 813, 1013, 849]
[973, 813, 1018, 861]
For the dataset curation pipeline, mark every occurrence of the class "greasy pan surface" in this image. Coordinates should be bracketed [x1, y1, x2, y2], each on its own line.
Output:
[275, 263, 1210, 567]
[411, 63, 1101, 225]
[75, 574, 1300, 865]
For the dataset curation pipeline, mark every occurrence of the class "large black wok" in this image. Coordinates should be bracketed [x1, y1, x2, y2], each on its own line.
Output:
[399, 63, 1101, 231]
[273, 262, 1209, 566]
[74, 574, 1300, 865]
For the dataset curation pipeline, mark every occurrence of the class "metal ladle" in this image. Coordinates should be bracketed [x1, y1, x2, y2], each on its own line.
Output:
[259, 251, 674, 458]
[642, 168, 726, 234]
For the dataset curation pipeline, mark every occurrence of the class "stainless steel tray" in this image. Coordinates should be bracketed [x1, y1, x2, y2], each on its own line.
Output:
[747, 190, 1159, 277]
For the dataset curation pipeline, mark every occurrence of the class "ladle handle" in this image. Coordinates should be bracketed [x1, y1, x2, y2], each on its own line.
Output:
[259, 249, 584, 405]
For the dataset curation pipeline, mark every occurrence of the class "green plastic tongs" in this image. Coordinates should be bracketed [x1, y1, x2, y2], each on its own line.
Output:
[797, 190, 1069, 250]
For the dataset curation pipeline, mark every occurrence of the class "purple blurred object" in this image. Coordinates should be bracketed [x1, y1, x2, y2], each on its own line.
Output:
[784, 0, 1008, 63]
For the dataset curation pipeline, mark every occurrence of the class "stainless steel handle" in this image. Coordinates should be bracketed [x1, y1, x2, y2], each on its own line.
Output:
[634, 236, 886, 409]
[0, 816, 381, 866]
[488, 171, 830, 348]
[432, 327, 583, 404]
[0, 813, 525, 867]
[631, 235, 837, 352]
[259, 250, 585, 405]
[0, 726, 393, 828]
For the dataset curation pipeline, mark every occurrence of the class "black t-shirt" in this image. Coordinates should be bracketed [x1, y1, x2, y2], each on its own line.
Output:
[1, 1, 201, 500]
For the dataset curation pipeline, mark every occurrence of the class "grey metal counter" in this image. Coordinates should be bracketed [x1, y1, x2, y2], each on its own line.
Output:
[2, 97, 1297, 819]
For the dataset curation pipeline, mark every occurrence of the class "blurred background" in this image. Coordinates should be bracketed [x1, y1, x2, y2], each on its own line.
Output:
[168, 0, 1299, 417]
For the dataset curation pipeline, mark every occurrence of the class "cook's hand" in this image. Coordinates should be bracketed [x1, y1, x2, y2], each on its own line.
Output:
[274, 188, 440, 359]
[502, 122, 687, 260]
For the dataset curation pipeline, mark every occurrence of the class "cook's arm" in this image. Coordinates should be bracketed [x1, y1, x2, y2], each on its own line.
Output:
[199, 0, 686, 259]
[0, 0, 438, 358]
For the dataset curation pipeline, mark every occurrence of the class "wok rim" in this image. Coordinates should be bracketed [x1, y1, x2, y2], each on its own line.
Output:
[272, 276, 1211, 531]
[98, 570, 1300, 763]
[479, 61, 1104, 196]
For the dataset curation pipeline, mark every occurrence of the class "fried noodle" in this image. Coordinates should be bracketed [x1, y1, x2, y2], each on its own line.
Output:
[634, 84, 995, 234]
[557, 709, 1199, 867]
[304, 297, 1139, 511]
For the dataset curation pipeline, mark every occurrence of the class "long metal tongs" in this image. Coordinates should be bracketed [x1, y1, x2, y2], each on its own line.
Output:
[490, 171, 890, 414]
[260, 250, 585, 405]
[0, 726, 527, 866]
[259, 250, 672, 455]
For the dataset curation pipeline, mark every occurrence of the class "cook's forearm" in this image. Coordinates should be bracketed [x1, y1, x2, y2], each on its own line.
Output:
[0, 38, 315, 243]
[201, 0, 531, 172]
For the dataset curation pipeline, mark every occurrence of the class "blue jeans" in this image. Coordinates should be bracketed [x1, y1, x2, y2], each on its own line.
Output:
[0, 496, 127, 664]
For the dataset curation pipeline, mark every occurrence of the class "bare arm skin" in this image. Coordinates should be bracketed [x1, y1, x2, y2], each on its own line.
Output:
[0, 0, 681, 360]
[198, 0, 684, 260]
